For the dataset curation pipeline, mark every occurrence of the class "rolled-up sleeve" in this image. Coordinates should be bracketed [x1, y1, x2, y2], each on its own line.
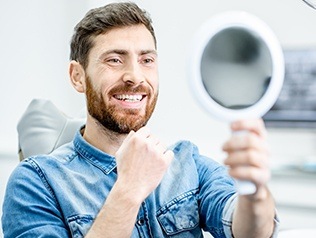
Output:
[222, 194, 280, 238]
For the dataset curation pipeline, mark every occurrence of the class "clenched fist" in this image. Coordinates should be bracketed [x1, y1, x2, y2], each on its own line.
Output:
[115, 127, 174, 203]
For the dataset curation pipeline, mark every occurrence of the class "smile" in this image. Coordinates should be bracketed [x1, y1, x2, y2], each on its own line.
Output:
[114, 94, 145, 102]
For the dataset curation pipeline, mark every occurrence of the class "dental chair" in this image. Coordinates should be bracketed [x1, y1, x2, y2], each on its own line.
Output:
[17, 98, 85, 161]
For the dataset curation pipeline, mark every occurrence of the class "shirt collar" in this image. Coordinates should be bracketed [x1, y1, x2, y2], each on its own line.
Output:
[73, 127, 117, 174]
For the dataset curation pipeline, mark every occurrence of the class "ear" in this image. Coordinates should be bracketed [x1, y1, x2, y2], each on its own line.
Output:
[69, 60, 85, 93]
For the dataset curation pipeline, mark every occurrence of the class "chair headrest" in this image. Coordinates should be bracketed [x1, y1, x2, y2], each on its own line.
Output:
[17, 98, 85, 160]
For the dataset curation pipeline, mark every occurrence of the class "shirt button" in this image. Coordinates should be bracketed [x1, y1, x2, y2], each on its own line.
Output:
[137, 218, 145, 226]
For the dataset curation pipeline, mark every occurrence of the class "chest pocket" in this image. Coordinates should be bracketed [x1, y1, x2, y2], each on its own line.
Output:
[156, 190, 201, 237]
[67, 214, 94, 238]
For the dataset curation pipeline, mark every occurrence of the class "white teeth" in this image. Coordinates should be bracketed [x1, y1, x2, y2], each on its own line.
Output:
[115, 94, 143, 102]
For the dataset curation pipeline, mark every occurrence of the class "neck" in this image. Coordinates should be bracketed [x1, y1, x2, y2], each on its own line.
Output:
[82, 116, 128, 156]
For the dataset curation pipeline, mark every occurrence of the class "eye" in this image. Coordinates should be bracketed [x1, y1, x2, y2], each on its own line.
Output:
[108, 58, 121, 63]
[143, 58, 154, 64]
[141, 55, 156, 65]
[103, 57, 123, 66]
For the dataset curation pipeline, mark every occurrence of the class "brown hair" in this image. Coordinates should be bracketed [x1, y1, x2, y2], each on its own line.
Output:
[70, 2, 156, 69]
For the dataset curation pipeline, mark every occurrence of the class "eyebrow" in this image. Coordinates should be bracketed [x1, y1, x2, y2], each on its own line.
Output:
[140, 49, 158, 56]
[100, 49, 158, 58]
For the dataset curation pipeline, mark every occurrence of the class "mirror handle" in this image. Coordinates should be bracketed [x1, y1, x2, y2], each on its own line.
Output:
[235, 179, 256, 195]
[232, 130, 257, 195]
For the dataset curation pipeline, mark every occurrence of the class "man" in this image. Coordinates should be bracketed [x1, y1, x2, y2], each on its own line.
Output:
[2, 2, 278, 237]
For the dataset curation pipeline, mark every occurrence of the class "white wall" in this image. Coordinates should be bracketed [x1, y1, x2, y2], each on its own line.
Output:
[1, 0, 316, 235]
[0, 0, 88, 154]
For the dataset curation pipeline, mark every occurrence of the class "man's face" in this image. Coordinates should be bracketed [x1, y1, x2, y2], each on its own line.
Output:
[84, 24, 159, 134]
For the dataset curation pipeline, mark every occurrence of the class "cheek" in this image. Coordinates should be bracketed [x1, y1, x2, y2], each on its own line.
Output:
[90, 76, 111, 97]
[100, 85, 112, 101]
[85, 77, 105, 102]
[148, 73, 159, 93]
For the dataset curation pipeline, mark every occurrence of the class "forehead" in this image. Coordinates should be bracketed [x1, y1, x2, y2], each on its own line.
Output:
[90, 24, 156, 55]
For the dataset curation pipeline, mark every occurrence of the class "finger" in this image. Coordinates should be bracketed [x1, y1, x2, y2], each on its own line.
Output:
[135, 129, 170, 156]
[155, 141, 168, 154]
[228, 166, 271, 185]
[146, 134, 161, 146]
[222, 132, 269, 152]
[137, 128, 164, 147]
[124, 129, 135, 140]
[119, 130, 136, 151]
[162, 149, 174, 164]
[224, 150, 269, 168]
[231, 119, 267, 139]
[135, 126, 151, 138]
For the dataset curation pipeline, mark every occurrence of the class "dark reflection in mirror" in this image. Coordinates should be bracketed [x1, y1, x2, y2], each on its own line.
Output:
[200, 27, 273, 109]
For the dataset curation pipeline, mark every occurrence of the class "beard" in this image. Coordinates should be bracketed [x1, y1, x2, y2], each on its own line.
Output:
[85, 76, 158, 134]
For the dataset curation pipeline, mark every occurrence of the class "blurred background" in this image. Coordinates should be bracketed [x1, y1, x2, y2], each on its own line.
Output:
[1, 0, 316, 236]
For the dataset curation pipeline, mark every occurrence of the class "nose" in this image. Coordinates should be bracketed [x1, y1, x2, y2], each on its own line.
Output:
[122, 61, 145, 85]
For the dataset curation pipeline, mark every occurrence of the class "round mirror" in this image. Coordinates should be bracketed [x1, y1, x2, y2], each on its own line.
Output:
[189, 11, 284, 122]
[188, 11, 285, 194]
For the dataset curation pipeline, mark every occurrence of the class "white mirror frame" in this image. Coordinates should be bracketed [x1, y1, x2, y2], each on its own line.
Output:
[189, 11, 285, 122]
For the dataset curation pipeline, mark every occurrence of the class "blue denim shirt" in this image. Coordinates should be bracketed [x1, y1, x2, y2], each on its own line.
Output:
[2, 130, 276, 237]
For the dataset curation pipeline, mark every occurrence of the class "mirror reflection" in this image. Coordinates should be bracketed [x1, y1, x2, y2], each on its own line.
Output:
[201, 27, 273, 109]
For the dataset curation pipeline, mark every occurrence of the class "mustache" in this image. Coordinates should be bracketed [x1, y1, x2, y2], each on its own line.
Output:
[109, 84, 151, 95]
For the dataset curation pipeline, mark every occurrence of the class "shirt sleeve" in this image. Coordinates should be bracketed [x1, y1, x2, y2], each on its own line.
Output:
[1, 159, 71, 238]
[222, 194, 280, 238]
[194, 153, 236, 237]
